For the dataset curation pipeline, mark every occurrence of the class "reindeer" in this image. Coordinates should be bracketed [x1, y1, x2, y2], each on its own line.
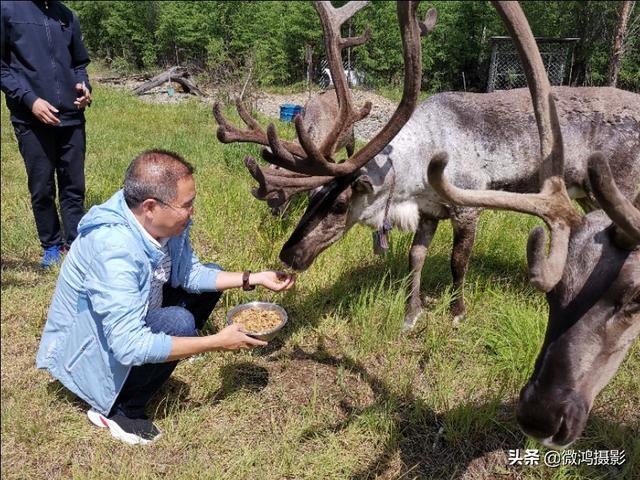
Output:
[301, 90, 355, 159]
[213, 0, 640, 331]
[427, 1, 639, 447]
[268, 90, 355, 216]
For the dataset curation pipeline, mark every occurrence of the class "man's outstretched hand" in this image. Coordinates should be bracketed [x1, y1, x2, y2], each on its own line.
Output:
[254, 271, 296, 292]
[214, 323, 268, 350]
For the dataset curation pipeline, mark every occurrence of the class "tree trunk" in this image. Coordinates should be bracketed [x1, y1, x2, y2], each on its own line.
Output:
[132, 67, 204, 96]
[571, 2, 613, 86]
[608, 1, 635, 87]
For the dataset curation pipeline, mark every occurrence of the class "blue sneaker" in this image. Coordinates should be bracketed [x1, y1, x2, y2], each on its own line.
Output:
[41, 246, 62, 269]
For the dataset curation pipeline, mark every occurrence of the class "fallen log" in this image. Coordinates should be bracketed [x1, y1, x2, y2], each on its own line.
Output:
[96, 74, 147, 84]
[132, 67, 204, 96]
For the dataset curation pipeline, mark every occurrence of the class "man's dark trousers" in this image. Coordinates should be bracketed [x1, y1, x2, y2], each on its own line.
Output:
[110, 286, 222, 419]
[13, 122, 86, 249]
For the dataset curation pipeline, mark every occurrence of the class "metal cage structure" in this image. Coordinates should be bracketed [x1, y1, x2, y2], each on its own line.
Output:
[316, 57, 365, 89]
[487, 36, 579, 92]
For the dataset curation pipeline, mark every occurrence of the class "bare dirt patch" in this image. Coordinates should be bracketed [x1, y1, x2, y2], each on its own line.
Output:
[94, 74, 196, 105]
[94, 75, 397, 141]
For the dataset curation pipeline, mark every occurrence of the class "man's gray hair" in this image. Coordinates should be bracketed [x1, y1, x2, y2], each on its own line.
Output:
[123, 149, 194, 208]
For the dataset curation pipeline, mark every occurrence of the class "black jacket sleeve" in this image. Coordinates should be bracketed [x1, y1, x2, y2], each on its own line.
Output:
[0, 5, 38, 109]
[70, 13, 91, 92]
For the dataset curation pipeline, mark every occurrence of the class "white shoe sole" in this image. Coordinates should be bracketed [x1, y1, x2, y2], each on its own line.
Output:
[87, 409, 160, 445]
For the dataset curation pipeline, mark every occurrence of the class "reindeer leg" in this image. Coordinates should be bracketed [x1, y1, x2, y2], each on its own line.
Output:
[403, 215, 439, 331]
[450, 207, 481, 324]
[345, 130, 355, 157]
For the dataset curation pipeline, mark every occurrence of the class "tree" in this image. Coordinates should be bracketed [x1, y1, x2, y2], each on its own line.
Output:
[608, 1, 636, 86]
[65, 1, 640, 92]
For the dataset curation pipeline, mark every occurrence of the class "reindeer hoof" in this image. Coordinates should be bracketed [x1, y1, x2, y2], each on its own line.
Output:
[402, 312, 421, 332]
[450, 301, 466, 326]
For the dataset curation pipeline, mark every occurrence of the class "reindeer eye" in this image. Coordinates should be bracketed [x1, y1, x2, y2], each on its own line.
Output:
[333, 201, 349, 214]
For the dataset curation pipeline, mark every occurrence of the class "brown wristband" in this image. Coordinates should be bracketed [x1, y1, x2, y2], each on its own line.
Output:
[242, 271, 255, 291]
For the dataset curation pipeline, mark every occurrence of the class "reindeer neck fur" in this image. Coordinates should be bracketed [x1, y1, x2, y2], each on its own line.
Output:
[348, 87, 640, 233]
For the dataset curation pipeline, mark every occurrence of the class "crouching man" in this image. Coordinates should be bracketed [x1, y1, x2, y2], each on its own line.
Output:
[36, 149, 295, 445]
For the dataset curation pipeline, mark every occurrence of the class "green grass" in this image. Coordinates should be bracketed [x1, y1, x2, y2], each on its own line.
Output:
[1, 84, 638, 480]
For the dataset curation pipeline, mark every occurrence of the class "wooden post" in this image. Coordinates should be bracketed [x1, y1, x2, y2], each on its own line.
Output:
[305, 44, 313, 100]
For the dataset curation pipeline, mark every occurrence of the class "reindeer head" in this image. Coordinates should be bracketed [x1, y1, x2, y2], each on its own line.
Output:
[428, 1, 640, 448]
[515, 162, 639, 448]
[214, 1, 437, 271]
[280, 170, 382, 269]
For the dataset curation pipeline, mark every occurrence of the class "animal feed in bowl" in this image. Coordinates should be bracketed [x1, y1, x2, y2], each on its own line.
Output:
[232, 308, 281, 332]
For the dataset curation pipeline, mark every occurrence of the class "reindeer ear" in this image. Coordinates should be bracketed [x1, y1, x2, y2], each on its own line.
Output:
[352, 174, 373, 194]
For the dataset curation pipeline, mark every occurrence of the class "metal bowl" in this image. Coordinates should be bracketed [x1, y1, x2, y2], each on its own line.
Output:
[226, 301, 288, 342]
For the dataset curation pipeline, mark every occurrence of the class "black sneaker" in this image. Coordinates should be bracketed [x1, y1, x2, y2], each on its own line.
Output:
[87, 408, 161, 445]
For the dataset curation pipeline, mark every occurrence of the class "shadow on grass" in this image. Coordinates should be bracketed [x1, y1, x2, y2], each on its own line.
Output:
[47, 377, 194, 422]
[150, 361, 269, 420]
[469, 250, 531, 290]
[48, 361, 269, 422]
[150, 377, 192, 420]
[268, 342, 637, 479]
[280, 251, 450, 338]
[1, 256, 47, 285]
[216, 361, 269, 394]
[45, 344, 637, 479]
[267, 343, 520, 478]
[47, 380, 91, 412]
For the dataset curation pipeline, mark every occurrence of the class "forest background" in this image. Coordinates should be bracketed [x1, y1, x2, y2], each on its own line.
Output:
[66, 0, 640, 93]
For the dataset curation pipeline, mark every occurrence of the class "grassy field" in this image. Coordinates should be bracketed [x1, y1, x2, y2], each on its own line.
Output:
[1, 82, 638, 480]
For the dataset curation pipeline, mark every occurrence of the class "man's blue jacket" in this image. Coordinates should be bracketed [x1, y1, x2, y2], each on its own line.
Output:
[1, 0, 91, 125]
[36, 190, 222, 415]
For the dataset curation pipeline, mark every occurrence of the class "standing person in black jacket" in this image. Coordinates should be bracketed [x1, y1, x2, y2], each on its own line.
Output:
[1, 0, 91, 268]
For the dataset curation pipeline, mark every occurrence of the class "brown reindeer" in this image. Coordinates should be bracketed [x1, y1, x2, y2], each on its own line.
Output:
[301, 90, 355, 159]
[268, 90, 356, 216]
[427, 1, 639, 447]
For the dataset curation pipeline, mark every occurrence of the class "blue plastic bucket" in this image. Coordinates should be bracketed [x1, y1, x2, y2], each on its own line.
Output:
[280, 104, 304, 122]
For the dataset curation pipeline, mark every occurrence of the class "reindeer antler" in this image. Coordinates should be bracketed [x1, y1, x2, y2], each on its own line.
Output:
[427, 1, 581, 292]
[244, 157, 333, 210]
[214, 1, 434, 209]
[303, 1, 432, 176]
[587, 152, 640, 247]
[213, 99, 306, 158]
[313, 1, 372, 160]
